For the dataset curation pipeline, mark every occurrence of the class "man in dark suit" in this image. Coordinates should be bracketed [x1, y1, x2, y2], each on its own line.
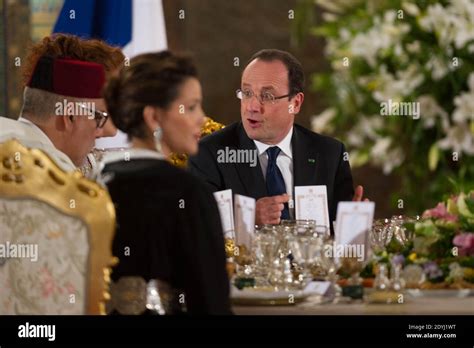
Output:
[189, 49, 366, 227]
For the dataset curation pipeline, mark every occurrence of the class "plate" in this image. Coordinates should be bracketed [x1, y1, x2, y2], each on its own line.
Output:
[231, 287, 309, 306]
[406, 289, 472, 298]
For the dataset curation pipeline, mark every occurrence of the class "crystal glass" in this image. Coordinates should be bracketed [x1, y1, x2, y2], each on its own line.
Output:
[286, 223, 322, 289]
[373, 264, 390, 291]
[319, 236, 342, 301]
[308, 233, 331, 279]
[370, 218, 389, 253]
[254, 225, 280, 265]
[370, 216, 419, 253]
[234, 221, 332, 291]
[146, 280, 166, 315]
[390, 263, 405, 292]
[253, 224, 280, 286]
[281, 219, 316, 227]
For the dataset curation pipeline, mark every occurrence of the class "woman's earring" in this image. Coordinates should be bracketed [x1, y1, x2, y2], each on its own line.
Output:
[153, 127, 163, 153]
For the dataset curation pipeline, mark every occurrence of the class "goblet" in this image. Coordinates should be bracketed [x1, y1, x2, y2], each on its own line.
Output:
[286, 223, 321, 289]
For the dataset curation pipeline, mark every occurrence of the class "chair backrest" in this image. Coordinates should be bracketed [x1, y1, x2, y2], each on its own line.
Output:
[0, 139, 117, 314]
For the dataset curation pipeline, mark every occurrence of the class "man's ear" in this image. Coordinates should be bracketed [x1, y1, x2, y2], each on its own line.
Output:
[55, 115, 73, 132]
[143, 106, 162, 134]
[291, 92, 304, 115]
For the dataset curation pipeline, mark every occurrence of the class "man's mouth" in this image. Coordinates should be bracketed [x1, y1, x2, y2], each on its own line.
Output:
[247, 119, 262, 128]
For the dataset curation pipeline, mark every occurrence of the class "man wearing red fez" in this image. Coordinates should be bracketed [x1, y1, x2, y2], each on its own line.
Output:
[0, 34, 124, 172]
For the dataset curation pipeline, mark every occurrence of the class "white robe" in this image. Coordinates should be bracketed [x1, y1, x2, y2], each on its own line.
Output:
[0, 116, 76, 172]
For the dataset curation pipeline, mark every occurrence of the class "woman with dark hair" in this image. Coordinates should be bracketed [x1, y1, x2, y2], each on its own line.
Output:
[102, 51, 231, 315]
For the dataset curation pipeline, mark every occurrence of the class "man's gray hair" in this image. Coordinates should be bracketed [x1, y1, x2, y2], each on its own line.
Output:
[20, 87, 80, 120]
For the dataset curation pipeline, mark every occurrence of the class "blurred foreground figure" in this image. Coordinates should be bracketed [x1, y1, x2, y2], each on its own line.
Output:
[101, 51, 231, 315]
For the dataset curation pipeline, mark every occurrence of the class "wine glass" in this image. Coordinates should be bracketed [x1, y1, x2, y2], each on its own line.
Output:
[286, 223, 321, 289]
[253, 224, 280, 287]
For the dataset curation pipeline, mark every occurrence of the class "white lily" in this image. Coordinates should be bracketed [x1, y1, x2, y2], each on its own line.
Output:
[370, 137, 404, 174]
[438, 122, 474, 156]
[452, 73, 474, 125]
[417, 95, 450, 131]
[311, 108, 337, 133]
[426, 55, 449, 81]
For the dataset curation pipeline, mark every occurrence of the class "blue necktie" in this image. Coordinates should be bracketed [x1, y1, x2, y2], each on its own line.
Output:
[265, 146, 290, 220]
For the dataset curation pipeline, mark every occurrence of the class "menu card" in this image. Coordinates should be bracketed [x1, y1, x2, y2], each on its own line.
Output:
[334, 202, 375, 261]
[234, 194, 256, 249]
[295, 185, 330, 232]
[213, 189, 235, 238]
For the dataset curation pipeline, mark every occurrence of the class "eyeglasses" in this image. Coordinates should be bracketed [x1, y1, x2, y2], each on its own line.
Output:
[236, 89, 291, 105]
[79, 104, 109, 129]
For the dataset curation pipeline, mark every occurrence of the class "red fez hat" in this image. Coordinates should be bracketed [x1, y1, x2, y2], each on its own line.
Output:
[27, 56, 106, 99]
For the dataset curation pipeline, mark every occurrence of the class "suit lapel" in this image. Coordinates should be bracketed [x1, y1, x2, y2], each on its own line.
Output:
[236, 123, 267, 199]
[292, 126, 319, 189]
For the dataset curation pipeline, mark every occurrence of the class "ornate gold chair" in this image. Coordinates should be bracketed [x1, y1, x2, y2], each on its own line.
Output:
[0, 139, 116, 314]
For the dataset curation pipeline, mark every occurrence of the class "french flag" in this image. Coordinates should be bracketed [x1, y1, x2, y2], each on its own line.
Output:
[53, 0, 168, 148]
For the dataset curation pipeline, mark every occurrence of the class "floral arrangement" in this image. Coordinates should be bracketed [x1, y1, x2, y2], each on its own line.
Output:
[295, 0, 474, 213]
[371, 190, 474, 288]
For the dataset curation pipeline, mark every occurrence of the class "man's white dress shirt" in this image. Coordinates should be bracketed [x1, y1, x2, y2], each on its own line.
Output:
[253, 127, 294, 217]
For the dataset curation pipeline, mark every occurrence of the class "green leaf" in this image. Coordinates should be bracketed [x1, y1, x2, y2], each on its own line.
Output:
[458, 193, 474, 218]
[428, 143, 439, 171]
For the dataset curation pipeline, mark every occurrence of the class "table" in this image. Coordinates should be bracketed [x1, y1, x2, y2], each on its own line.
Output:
[233, 296, 474, 315]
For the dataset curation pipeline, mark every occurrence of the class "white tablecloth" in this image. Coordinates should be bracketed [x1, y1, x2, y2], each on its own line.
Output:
[233, 296, 474, 315]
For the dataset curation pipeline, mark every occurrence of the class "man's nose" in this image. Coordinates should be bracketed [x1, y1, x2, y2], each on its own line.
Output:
[246, 95, 262, 113]
[95, 126, 105, 138]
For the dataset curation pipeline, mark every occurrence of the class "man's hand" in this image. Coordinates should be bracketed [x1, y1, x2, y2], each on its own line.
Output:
[255, 194, 289, 225]
[352, 185, 369, 202]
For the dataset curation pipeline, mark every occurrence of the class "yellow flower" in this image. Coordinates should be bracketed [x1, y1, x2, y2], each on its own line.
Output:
[464, 268, 474, 279]
[408, 252, 417, 262]
[366, 80, 379, 91]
